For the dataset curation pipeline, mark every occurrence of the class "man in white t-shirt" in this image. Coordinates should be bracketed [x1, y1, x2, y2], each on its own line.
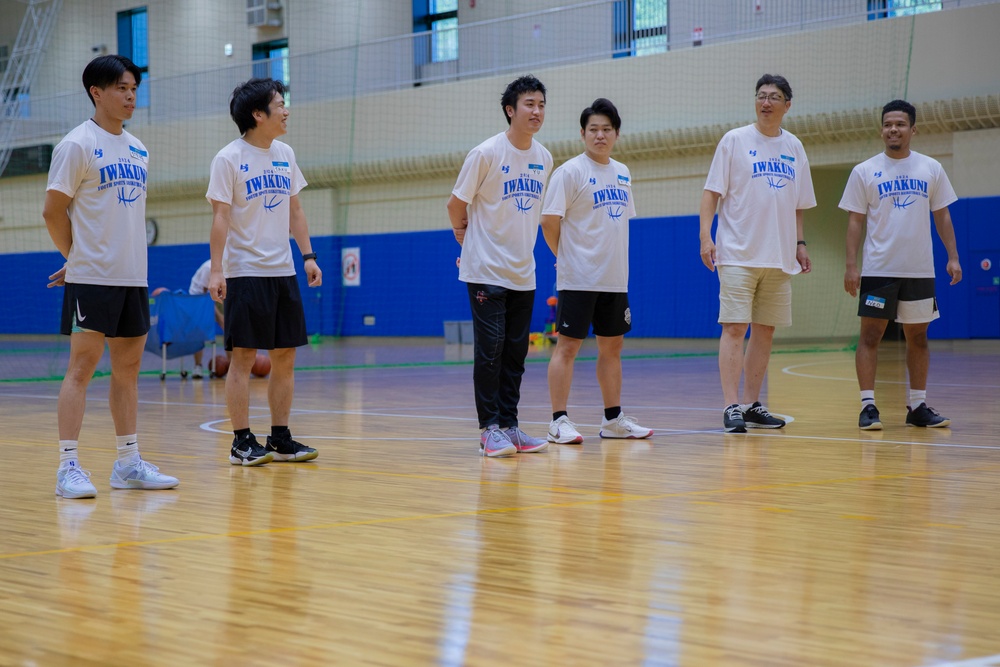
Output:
[188, 258, 225, 378]
[447, 75, 553, 457]
[206, 78, 323, 466]
[839, 99, 961, 430]
[43, 55, 179, 499]
[700, 74, 816, 433]
[540, 98, 653, 445]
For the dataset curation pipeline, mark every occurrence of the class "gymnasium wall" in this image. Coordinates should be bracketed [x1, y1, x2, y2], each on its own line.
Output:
[1, 2, 998, 340]
[3, 194, 997, 340]
[4, 3, 998, 239]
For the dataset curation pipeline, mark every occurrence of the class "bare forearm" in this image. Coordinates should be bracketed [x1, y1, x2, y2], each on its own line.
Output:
[845, 213, 865, 269]
[43, 191, 74, 258]
[44, 215, 73, 258]
[447, 197, 468, 228]
[540, 215, 561, 257]
[699, 190, 720, 241]
[290, 212, 313, 256]
[209, 214, 229, 271]
[447, 195, 469, 246]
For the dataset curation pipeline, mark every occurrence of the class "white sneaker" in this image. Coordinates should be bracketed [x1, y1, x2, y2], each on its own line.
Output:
[191, 364, 204, 379]
[599, 414, 653, 439]
[55, 461, 97, 499]
[548, 415, 584, 444]
[110, 458, 180, 490]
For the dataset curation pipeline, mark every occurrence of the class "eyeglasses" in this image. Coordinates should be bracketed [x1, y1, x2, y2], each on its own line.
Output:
[755, 93, 786, 103]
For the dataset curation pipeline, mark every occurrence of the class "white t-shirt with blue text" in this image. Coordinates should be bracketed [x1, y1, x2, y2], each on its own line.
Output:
[542, 153, 636, 292]
[206, 138, 307, 278]
[838, 150, 957, 278]
[705, 124, 816, 275]
[452, 132, 553, 291]
[47, 120, 150, 286]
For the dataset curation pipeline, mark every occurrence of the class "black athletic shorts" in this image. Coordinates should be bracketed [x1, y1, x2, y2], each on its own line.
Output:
[60, 284, 150, 337]
[858, 276, 938, 323]
[555, 290, 632, 339]
[223, 275, 307, 351]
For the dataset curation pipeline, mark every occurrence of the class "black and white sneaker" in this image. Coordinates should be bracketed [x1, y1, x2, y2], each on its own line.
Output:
[723, 404, 746, 433]
[859, 404, 882, 430]
[742, 402, 785, 429]
[906, 403, 951, 428]
[230, 433, 274, 466]
[266, 432, 319, 462]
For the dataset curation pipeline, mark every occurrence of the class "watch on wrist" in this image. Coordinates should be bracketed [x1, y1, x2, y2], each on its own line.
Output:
[796, 240, 807, 246]
[302, 252, 317, 261]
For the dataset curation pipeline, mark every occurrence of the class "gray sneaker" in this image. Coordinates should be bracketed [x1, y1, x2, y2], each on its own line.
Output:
[742, 402, 785, 429]
[906, 403, 951, 428]
[723, 404, 746, 433]
[480, 425, 517, 457]
[504, 426, 548, 453]
[859, 404, 882, 430]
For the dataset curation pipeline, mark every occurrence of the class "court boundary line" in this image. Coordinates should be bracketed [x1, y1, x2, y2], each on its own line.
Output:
[2, 386, 991, 450]
[781, 361, 1000, 389]
[0, 343, 852, 384]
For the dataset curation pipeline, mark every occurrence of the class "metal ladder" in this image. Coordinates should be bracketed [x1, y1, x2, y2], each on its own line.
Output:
[0, 0, 63, 178]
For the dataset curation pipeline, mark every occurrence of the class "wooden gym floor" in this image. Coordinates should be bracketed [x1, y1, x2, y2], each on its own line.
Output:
[0, 337, 998, 666]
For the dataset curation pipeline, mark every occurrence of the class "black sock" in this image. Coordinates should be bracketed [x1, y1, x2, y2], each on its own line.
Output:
[553, 411, 568, 421]
[234, 428, 252, 441]
[605, 406, 622, 421]
[271, 425, 290, 439]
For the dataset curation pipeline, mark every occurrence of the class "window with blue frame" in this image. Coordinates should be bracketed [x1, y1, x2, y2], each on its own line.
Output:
[868, 0, 942, 20]
[117, 7, 149, 108]
[614, 0, 668, 58]
[414, 0, 458, 65]
[252, 39, 290, 89]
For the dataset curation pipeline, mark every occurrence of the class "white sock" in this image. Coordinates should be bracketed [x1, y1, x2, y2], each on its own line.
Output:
[860, 390, 875, 408]
[909, 389, 927, 408]
[739, 402, 755, 412]
[116, 434, 140, 464]
[59, 440, 79, 468]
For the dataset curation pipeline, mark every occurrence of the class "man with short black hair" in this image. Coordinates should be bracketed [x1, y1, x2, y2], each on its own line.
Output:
[44, 55, 179, 498]
[840, 99, 961, 430]
[207, 78, 323, 466]
[447, 75, 553, 457]
[700, 73, 816, 433]
[541, 98, 653, 444]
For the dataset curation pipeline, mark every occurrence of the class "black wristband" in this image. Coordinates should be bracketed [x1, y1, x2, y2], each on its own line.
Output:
[796, 240, 807, 246]
[302, 252, 317, 261]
